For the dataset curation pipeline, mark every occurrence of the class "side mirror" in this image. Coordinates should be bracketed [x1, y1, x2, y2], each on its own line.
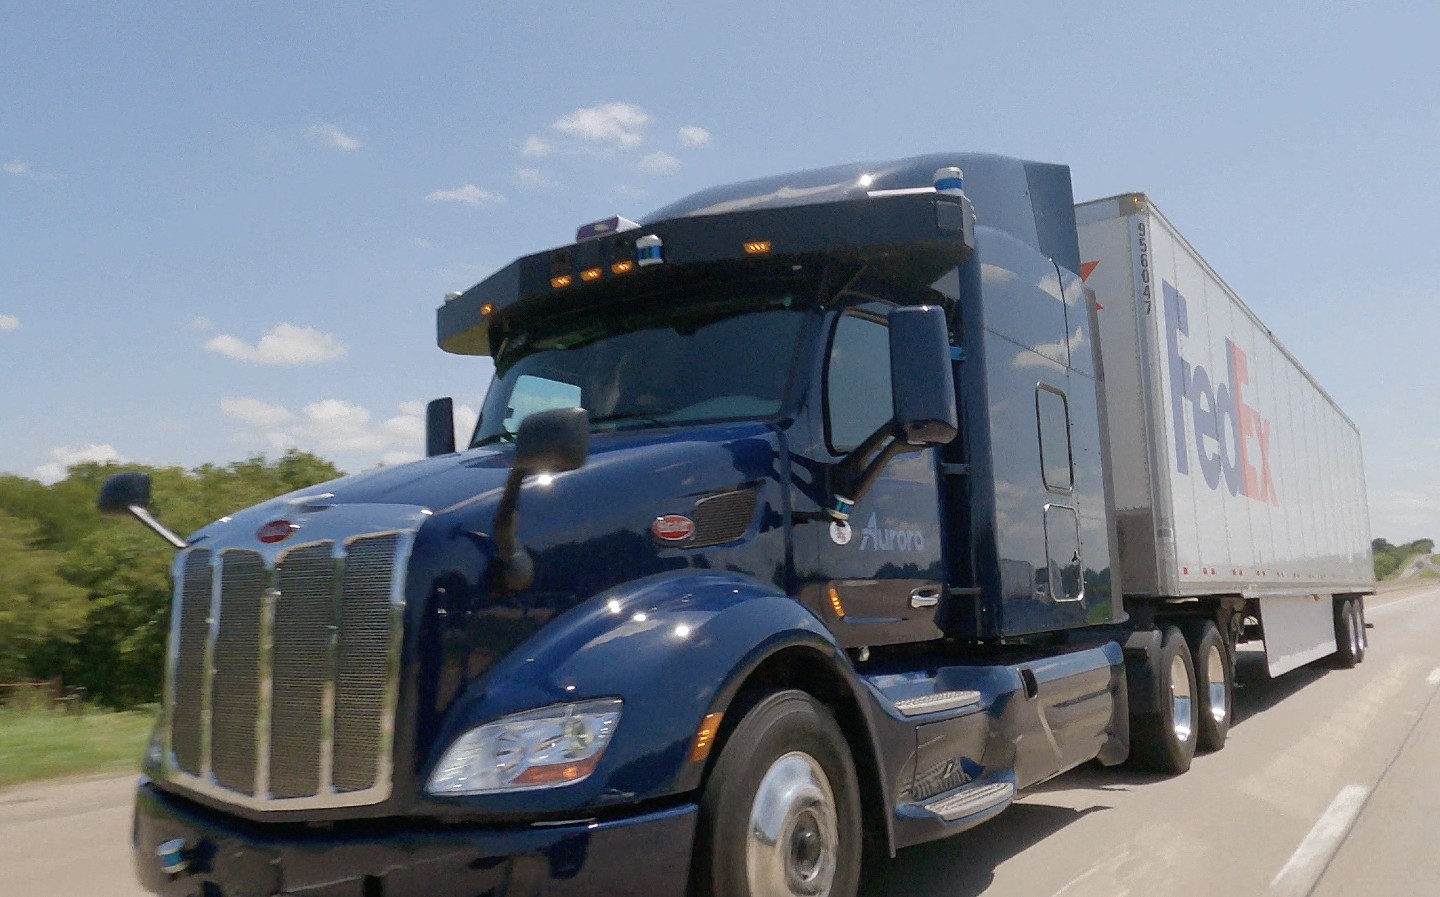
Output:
[97, 472, 187, 549]
[98, 471, 152, 515]
[426, 397, 457, 457]
[889, 305, 958, 446]
[514, 407, 589, 474]
[488, 408, 589, 594]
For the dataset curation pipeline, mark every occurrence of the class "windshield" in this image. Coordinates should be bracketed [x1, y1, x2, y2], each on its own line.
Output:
[472, 288, 811, 446]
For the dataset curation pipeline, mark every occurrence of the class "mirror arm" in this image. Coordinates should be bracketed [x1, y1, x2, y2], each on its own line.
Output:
[850, 439, 924, 508]
[833, 423, 894, 499]
[128, 505, 188, 550]
[488, 467, 535, 592]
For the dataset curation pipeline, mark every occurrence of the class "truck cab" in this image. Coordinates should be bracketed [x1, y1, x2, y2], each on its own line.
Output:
[116, 154, 1182, 897]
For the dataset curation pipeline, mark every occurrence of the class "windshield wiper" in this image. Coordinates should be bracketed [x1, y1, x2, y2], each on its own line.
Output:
[587, 411, 670, 430]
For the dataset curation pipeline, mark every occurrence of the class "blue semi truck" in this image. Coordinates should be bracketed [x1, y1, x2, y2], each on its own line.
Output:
[102, 153, 1374, 897]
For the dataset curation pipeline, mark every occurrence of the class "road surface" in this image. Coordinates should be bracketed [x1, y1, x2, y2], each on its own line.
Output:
[3, 584, 1437, 896]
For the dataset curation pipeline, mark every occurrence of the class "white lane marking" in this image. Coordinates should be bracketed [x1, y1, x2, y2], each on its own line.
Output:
[1366, 590, 1440, 617]
[1268, 785, 1370, 896]
[1427, 668, 1440, 687]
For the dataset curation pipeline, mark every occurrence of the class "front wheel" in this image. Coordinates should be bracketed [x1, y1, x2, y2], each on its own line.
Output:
[692, 690, 862, 897]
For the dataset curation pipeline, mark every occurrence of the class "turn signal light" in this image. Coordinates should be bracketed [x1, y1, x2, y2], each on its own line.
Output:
[690, 712, 724, 763]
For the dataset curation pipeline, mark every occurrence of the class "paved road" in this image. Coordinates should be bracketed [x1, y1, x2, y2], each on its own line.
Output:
[862, 582, 1440, 897]
[3, 584, 1437, 897]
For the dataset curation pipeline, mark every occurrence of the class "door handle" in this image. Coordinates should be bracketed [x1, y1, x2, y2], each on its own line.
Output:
[910, 586, 941, 609]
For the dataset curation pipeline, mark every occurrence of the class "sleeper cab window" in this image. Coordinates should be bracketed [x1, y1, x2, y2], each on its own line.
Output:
[826, 312, 893, 453]
[1036, 383, 1073, 492]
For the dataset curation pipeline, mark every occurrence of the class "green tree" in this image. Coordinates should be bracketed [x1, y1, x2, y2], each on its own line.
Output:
[0, 511, 87, 681]
[2, 450, 344, 706]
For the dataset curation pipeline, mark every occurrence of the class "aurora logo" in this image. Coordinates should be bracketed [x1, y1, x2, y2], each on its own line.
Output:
[858, 512, 925, 551]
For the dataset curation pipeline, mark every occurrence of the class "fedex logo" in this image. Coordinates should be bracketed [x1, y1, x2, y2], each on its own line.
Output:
[1164, 281, 1279, 506]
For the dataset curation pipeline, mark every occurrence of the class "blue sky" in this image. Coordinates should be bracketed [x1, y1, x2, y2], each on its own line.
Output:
[2, 2, 1437, 541]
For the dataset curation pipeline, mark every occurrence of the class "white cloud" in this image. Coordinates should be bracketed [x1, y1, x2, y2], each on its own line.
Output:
[4, 161, 29, 176]
[425, 184, 505, 205]
[678, 126, 711, 147]
[222, 398, 481, 468]
[307, 122, 361, 151]
[34, 444, 121, 484]
[521, 136, 553, 157]
[639, 150, 680, 175]
[204, 323, 347, 365]
[552, 102, 649, 149]
[220, 397, 293, 428]
[0, 314, 19, 332]
[515, 167, 559, 190]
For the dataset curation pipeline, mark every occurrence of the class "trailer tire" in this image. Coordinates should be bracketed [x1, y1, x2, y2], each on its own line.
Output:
[692, 690, 862, 897]
[1127, 625, 1198, 774]
[1332, 598, 1363, 668]
[1180, 619, 1231, 753]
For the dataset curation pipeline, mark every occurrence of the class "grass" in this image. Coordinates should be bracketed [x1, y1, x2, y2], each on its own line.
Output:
[0, 705, 157, 789]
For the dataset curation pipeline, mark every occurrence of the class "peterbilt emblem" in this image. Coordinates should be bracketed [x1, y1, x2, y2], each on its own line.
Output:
[256, 519, 298, 544]
[651, 515, 695, 542]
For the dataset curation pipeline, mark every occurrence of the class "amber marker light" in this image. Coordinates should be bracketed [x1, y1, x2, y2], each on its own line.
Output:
[742, 240, 772, 255]
[828, 586, 846, 619]
[690, 711, 724, 763]
[550, 275, 573, 289]
[580, 267, 603, 282]
[611, 260, 635, 275]
[480, 303, 494, 316]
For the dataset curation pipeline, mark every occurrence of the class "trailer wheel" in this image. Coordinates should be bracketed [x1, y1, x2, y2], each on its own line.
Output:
[1332, 598, 1363, 668]
[692, 690, 862, 897]
[1128, 625, 1199, 774]
[1180, 619, 1231, 752]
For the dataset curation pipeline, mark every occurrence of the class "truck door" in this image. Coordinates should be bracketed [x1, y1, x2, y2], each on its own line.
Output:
[793, 303, 947, 647]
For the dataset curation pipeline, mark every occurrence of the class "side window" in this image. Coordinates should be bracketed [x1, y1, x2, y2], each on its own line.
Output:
[826, 313, 893, 452]
[1036, 384, 1073, 491]
[505, 374, 582, 431]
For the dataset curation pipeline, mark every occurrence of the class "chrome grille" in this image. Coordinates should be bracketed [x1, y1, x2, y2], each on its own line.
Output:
[164, 524, 410, 811]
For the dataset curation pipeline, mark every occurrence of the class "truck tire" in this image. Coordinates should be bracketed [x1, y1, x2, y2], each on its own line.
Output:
[1180, 618, 1231, 752]
[1332, 598, 1363, 668]
[692, 690, 862, 897]
[1127, 625, 1199, 774]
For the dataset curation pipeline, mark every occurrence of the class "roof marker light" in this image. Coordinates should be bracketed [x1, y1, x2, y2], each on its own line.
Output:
[579, 267, 602, 282]
[934, 166, 965, 196]
[550, 274, 573, 289]
[611, 260, 635, 275]
[743, 240, 772, 255]
[636, 234, 664, 267]
[577, 215, 640, 243]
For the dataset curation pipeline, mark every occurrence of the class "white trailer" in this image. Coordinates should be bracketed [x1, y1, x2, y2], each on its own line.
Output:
[1077, 194, 1374, 676]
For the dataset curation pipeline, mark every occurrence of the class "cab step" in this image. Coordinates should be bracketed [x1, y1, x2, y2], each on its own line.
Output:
[893, 689, 981, 716]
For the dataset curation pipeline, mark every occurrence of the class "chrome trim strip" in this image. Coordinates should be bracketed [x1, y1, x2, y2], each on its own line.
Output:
[255, 582, 278, 799]
[200, 551, 222, 780]
[161, 552, 185, 779]
[318, 545, 343, 795]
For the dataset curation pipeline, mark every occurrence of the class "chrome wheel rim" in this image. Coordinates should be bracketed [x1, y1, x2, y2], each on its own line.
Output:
[746, 751, 838, 897]
[1170, 654, 1193, 743]
[1205, 644, 1227, 723]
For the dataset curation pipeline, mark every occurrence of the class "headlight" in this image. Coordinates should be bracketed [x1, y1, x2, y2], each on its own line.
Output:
[426, 698, 622, 795]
